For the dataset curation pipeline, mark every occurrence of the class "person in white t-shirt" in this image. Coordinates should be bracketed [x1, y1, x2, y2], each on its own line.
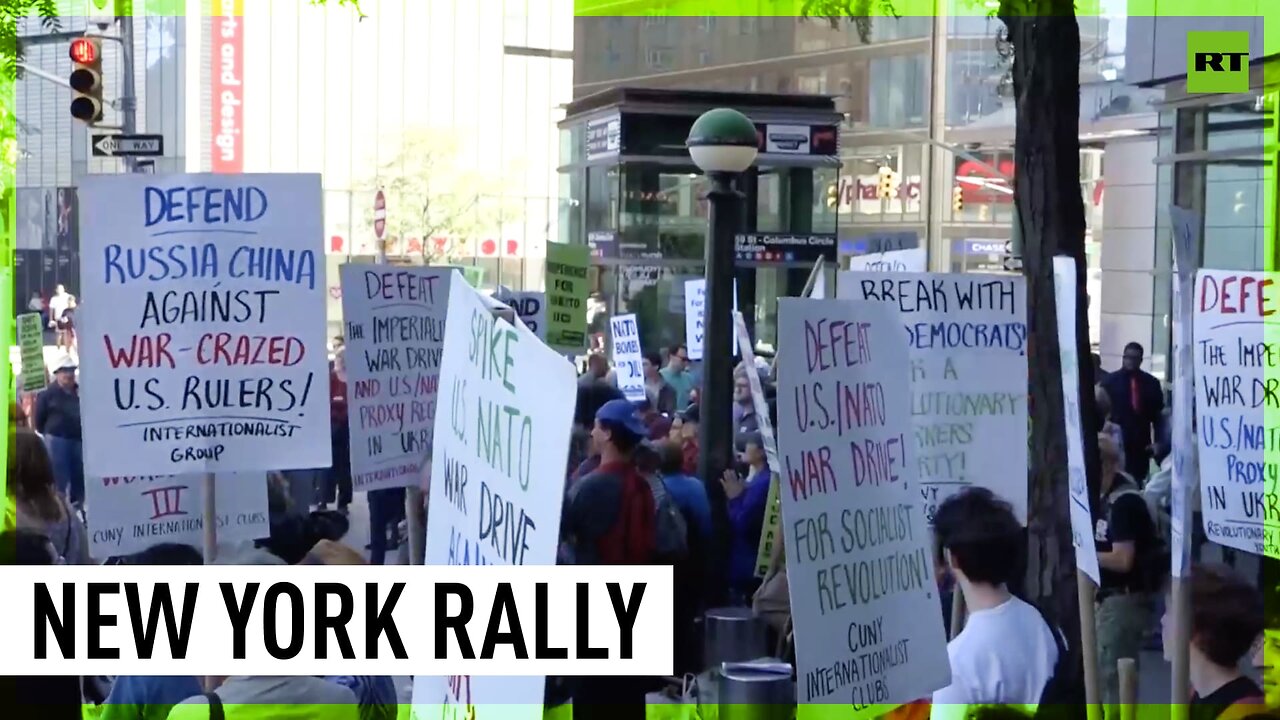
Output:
[931, 488, 1061, 720]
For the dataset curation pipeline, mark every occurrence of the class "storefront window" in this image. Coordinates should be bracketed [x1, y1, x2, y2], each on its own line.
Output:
[839, 144, 926, 223]
[948, 148, 1014, 224]
[558, 171, 583, 245]
[585, 165, 619, 233]
[611, 263, 704, 354]
[617, 166, 707, 260]
[812, 166, 839, 234]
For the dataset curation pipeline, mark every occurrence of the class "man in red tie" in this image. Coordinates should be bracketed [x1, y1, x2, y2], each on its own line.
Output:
[1101, 342, 1165, 484]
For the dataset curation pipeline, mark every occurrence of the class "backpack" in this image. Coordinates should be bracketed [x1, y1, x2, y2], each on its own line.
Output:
[596, 465, 657, 565]
[1030, 602, 1086, 720]
[1108, 478, 1170, 593]
[205, 692, 226, 720]
[646, 473, 689, 561]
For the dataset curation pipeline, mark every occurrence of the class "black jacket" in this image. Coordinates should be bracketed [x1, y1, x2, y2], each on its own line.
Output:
[35, 384, 82, 440]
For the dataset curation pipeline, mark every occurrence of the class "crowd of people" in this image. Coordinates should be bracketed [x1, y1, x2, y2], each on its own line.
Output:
[4, 331, 1276, 720]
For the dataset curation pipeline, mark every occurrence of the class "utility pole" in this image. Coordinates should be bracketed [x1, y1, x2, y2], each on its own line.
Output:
[116, 0, 139, 173]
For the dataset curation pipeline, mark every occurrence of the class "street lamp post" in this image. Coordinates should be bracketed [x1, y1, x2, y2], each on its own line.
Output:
[687, 108, 759, 570]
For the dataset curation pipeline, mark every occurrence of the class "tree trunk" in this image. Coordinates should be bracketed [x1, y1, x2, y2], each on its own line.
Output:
[1001, 0, 1101, 672]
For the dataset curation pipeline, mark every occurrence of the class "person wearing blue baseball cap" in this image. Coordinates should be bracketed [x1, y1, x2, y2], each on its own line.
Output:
[561, 398, 658, 720]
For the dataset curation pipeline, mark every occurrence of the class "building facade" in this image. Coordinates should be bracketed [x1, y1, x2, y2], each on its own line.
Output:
[1121, 9, 1276, 377]
[569, 6, 1164, 353]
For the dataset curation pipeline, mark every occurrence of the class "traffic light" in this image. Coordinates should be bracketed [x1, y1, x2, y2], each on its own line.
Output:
[877, 165, 897, 200]
[826, 183, 839, 209]
[69, 36, 103, 124]
[952, 185, 964, 213]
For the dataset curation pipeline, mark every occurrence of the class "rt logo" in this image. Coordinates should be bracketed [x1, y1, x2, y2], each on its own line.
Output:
[1187, 31, 1251, 93]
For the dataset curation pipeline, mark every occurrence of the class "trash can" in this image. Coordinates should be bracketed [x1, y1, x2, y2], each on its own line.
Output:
[703, 607, 768, 671]
[718, 662, 795, 720]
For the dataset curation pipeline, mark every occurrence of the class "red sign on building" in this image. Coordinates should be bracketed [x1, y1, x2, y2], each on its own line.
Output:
[211, 0, 244, 173]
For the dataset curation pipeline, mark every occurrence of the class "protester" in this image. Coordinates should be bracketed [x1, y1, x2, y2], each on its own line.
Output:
[579, 352, 610, 387]
[0, 528, 84, 720]
[930, 488, 1059, 720]
[166, 547, 358, 719]
[257, 472, 349, 565]
[1101, 341, 1165, 483]
[560, 399, 656, 719]
[300, 540, 398, 720]
[657, 440, 711, 543]
[642, 352, 676, 414]
[34, 357, 84, 507]
[1096, 384, 1123, 450]
[1095, 432, 1159, 714]
[10, 428, 89, 564]
[636, 397, 672, 441]
[723, 431, 771, 602]
[1255, 557, 1280, 710]
[1160, 564, 1265, 720]
[322, 359, 353, 514]
[677, 406, 700, 476]
[733, 373, 760, 437]
[661, 344, 696, 411]
[101, 544, 205, 720]
[367, 486, 406, 565]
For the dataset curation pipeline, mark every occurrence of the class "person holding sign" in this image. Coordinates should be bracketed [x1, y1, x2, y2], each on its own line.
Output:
[1094, 433, 1161, 715]
[1100, 342, 1165, 484]
[930, 488, 1061, 720]
[722, 431, 771, 603]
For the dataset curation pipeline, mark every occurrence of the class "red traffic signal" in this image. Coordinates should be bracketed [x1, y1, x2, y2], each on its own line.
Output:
[69, 37, 99, 64]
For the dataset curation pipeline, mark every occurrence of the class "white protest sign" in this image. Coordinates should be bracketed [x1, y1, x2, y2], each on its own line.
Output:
[683, 278, 738, 360]
[494, 287, 547, 340]
[413, 272, 577, 719]
[776, 297, 950, 712]
[837, 273, 1029, 523]
[1168, 206, 1199, 575]
[86, 473, 269, 558]
[1052, 256, 1101, 584]
[78, 173, 329, 475]
[846, 248, 927, 274]
[1194, 269, 1280, 557]
[610, 313, 645, 402]
[341, 265, 452, 492]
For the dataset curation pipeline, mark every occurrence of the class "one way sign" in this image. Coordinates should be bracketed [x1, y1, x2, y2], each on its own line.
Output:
[92, 134, 164, 157]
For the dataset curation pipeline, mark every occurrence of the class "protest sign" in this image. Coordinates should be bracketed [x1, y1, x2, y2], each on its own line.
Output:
[494, 287, 547, 339]
[545, 242, 589, 355]
[733, 312, 783, 577]
[683, 278, 738, 360]
[85, 473, 269, 557]
[77, 174, 329, 476]
[1052, 256, 1101, 584]
[776, 297, 949, 712]
[1194, 269, 1280, 558]
[846, 248, 927, 273]
[837, 273, 1029, 523]
[1168, 206, 1199, 574]
[610, 313, 645, 402]
[414, 273, 577, 719]
[17, 312, 46, 391]
[341, 265, 452, 492]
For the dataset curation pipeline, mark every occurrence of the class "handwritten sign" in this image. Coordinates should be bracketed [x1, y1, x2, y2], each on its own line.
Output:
[1194, 269, 1280, 558]
[734, 312, 783, 578]
[683, 278, 738, 361]
[341, 265, 452, 492]
[17, 313, 46, 391]
[85, 473, 269, 557]
[413, 272, 577, 719]
[610, 313, 645, 402]
[1052, 256, 1101, 584]
[545, 242, 589, 355]
[77, 174, 329, 476]
[837, 273, 1029, 523]
[1168, 206, 1199, 575]
[776, 297, 949, 712]
[493, 288, 546, 339]
[846, 248, 927, 274]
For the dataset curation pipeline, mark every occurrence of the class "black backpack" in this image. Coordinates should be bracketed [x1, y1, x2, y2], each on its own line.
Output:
[1030, 602, 1086, 720]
